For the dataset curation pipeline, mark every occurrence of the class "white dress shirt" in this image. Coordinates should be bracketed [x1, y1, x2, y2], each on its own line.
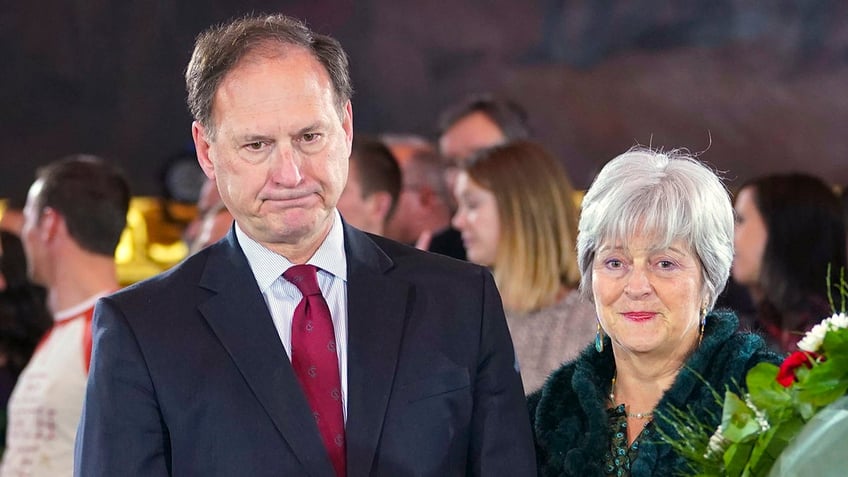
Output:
[235, 210, 349, 420]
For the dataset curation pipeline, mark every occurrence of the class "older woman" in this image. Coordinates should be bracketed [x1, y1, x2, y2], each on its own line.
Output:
[452, 141, 596, 393]
[528, 148, 782, 476]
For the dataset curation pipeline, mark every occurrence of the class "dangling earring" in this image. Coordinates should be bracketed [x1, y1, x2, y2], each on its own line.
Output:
[595, 322, 605, 353]
[698, 306, 707, 347]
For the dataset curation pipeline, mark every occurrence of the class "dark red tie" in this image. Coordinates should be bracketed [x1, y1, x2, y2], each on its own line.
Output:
[284, 264, 346, 477]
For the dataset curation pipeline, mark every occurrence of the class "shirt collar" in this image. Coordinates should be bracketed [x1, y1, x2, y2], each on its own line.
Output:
[54, 290, 114, 323]
[235, 209, 348, 292]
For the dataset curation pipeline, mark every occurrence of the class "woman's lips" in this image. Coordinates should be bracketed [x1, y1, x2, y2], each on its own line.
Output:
[622, 312, 656, 321]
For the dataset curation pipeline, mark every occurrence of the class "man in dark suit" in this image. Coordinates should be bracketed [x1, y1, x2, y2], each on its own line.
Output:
[74, 13, 535, 477]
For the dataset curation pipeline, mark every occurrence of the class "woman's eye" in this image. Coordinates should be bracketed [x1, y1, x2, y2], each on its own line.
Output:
[605, 259, 622, 269]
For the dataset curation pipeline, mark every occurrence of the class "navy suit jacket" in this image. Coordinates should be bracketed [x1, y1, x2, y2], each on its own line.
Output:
[75, 223, 535, 476]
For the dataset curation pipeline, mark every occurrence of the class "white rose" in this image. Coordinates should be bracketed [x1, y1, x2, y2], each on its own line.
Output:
[828, 312, 848, 330]
[798, 321, 828, 353]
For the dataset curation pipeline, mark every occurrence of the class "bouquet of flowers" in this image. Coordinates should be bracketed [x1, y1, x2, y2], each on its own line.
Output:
[663, 273, 848, 476]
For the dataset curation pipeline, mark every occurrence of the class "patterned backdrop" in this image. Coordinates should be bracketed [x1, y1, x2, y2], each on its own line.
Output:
[2, 0, 847, 203]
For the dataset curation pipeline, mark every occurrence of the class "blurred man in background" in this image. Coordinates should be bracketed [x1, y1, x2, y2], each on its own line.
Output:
[381, 134, 455, 250]
[421, 93, 531, 258]
[335, 136, 401, 236]
[1, 155, 129, 476]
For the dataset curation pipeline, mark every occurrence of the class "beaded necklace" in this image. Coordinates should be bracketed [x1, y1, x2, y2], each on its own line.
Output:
[608, 373, 654, 419]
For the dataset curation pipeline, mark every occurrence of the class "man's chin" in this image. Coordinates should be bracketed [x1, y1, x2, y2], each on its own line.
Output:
[249, 211, 333, 246]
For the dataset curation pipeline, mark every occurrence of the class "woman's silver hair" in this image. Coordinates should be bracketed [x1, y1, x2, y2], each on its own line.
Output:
[576, 147, 734, 309]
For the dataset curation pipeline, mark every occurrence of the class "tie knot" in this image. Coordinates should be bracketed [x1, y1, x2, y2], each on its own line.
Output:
[283, 264, 322, 297]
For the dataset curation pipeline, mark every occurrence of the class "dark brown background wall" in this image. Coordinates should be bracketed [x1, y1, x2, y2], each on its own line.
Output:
[3, 0, 847, 203]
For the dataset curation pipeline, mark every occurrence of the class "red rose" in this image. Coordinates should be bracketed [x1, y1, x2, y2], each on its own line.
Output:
[776, 351, 819, 387]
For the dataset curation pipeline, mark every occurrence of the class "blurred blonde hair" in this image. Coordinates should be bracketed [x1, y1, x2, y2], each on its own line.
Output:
[464, 141, 580, 313]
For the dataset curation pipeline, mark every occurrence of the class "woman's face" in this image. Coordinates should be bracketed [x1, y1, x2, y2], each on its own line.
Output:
[732, 186, 768, 287]
[592, 234, 704, 358]
[451, 171, 500, 266]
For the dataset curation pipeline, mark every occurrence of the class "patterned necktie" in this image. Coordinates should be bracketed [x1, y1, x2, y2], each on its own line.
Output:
[284, 264, 346, 477]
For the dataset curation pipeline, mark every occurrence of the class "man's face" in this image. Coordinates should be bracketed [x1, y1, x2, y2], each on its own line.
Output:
[384, 142, 438, 244]
[336, 163, 381, 234]
[193, 47, 353, 257]
[438, 111, 506, 164]
[385, 183, 426, 244]
[438, 111, 506, 192]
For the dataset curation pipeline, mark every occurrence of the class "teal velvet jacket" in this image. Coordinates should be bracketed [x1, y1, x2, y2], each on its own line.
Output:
[527, 310, 783, 476]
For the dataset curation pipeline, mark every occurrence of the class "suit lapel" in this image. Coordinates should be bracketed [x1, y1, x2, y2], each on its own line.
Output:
[342, 226, 410, 477]
[197, 231, 336, 477]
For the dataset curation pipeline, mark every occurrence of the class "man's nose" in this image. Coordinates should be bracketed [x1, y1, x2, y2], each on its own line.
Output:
[269, 147, 303, 187]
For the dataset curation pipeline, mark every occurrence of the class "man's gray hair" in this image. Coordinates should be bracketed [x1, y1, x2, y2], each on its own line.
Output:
[185, 13, 352, 140]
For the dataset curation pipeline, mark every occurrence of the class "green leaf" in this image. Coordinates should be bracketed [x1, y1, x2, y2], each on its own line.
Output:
[796, 361, 848, 407]
[721, 393, 761, 443]
[747, 418, 804, 476]
[723, 440, 754, 475]
[746, 363, 791, 410]
[745, 362, 779, 388]
[746, 427, 774, 474]
[794, 365, 812, 382]
[823, 328, 848, 356]
[794, 399, 817, 421]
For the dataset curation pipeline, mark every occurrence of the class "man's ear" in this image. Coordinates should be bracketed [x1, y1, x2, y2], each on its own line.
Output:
[418, 185, 436, 206]
[192, 121, 216, 180]
[341, 100, 353, 148]
[38, 207, 63, 243]
[369, 191, 393, 224]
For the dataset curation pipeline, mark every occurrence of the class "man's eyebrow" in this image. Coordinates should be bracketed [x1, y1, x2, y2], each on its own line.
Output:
[294, 122, 324, 136]
[238, 134, 274, 142]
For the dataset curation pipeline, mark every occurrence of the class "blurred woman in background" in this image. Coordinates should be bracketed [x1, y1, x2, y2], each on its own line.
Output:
[732, 173, 847, 353]
[452, 140, 596, 393]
